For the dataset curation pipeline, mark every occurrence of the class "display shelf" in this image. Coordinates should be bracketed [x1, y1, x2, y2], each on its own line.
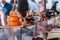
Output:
[0, 26, 23, 40]
[0, 25, 29, 40]
[0, 25, 35, 29]
[0, 26, 23, 28]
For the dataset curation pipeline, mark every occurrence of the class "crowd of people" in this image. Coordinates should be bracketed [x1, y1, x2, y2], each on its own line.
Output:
[0, 0, 60, 40]
[0, 0, 44, 26]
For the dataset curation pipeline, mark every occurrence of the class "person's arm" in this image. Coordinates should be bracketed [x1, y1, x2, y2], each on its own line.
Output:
[0, 10, 6, 26]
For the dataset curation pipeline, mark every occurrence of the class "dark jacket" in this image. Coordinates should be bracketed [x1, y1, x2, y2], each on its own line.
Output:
[4, 3, 12, 15]
[18, 0, 29, 17]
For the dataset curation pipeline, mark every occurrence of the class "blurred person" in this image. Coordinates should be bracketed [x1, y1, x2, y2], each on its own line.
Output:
[18, 0, 29, 17]
[0, 6, 6, 26]
[0, 0, 12, 18]
[48, 1, 59, 12]
[10, 0, 18, 10]
[51, 1, 58, 12]
[0, 1, 15, 40]
[28, 0, 39, 12]
[10, 0, 16, 11]
[10, 0, 14, 4]
[37, 0, 44, 12]
[46, 1, 59, 18]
